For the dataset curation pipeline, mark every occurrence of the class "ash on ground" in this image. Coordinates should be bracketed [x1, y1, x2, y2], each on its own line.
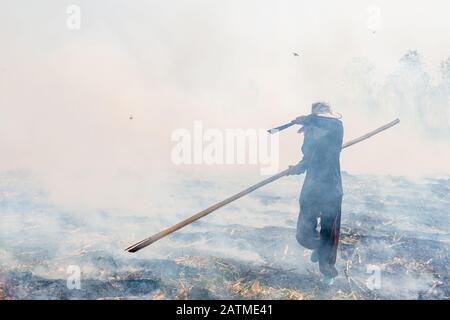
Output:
[0, 172, 449, 300]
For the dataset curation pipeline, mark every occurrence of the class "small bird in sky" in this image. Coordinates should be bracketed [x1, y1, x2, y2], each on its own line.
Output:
[293, 52, 300, 56]
[129, 114, 133, 120]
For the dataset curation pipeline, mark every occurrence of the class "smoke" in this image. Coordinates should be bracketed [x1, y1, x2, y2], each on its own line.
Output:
[337, 50, 450, 176]
[1, 1, 449, 213]
[0, 0, 449, 299]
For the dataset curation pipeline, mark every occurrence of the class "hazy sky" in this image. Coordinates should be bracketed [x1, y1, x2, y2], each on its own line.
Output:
[0, 1, 449, 210]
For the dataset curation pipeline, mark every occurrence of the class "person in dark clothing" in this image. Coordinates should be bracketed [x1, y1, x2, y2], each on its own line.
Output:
[287, 102, 344, 283]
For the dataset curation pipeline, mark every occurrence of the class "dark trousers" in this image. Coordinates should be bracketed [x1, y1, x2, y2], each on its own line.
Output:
[296, 196, 342, 277]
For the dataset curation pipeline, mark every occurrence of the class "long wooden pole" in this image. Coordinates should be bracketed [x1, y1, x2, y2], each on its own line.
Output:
[125, 118, 400, 253]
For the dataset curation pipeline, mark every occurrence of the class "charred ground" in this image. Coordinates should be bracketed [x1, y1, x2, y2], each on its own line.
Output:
[0, 172, 449, 300]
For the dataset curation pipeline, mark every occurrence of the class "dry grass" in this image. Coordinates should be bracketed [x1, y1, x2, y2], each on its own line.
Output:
[227, 277, 309, 300]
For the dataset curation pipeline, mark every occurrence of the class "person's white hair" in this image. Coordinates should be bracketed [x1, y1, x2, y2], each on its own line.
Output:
[311, 102, 341, 119]
[311, 102, 332, 115]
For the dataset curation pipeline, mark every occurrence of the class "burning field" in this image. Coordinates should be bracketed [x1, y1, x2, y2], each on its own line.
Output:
[0, 171, 449, 300]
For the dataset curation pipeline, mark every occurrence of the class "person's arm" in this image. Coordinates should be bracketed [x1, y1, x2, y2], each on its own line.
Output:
[286, 159, 308, 175]
[292, 115, 313, 126]
[287, 124, 316, 176]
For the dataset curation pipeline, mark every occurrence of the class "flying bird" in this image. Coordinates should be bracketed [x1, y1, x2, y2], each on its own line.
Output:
[293, 52, 300, 56]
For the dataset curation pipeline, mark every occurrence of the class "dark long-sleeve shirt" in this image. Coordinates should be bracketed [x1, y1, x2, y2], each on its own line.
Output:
[298, 115, 344, 203]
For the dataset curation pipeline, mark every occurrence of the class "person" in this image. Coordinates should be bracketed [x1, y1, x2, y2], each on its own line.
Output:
[287, 102, 344, 284]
